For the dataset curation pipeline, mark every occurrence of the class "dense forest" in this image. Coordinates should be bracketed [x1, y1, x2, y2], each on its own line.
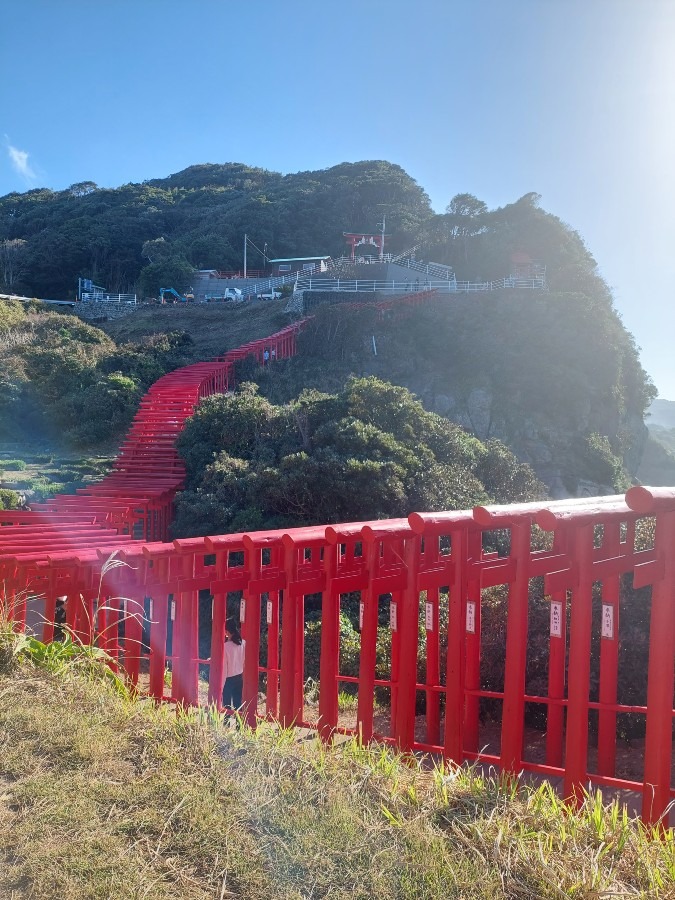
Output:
[0, 158, 660, 500]
[0, 159, 648, 304]
[0, 161, 430, 299]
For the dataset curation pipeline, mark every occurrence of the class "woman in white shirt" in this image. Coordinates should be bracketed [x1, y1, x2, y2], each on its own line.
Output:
[222, 618, 245, 711]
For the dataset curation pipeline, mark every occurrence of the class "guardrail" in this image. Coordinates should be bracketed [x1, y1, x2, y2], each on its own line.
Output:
[387, 256, 456, 280]
[1, 293, 75, 306]
[80, 292, 137, 304]
[296, 277, 546, 293]
[197, 256, 545, 298]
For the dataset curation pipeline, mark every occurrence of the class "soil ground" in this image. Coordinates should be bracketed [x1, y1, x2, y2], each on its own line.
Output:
[99, 298, 292, 360]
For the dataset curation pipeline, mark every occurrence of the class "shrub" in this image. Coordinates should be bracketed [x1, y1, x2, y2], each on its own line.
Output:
[0, 488, 20, 509]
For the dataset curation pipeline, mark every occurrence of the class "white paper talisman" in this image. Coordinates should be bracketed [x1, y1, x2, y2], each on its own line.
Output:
[550, 600, 563, 638]
[466, 600, 476, 634]
[601, 603, 614, 639]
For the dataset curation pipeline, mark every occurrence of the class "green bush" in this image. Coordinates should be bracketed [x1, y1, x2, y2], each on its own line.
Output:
[0, 459, 27, 471]
[174, 376, 545, 537]
[0, 488, 20, 510]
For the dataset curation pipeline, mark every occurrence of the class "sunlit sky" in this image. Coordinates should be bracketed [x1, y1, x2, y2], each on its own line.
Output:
[2, 0, 674, 398]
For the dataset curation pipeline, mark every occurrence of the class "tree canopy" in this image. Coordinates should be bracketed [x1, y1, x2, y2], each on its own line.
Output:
[172, 377, 545, 536]
[0, 160, 657, 498]
[0, 161, 431, 298]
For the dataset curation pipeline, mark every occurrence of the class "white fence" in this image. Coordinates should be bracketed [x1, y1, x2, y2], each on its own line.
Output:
[296, 276, 546, 293]
[330, 254, 456, 281]
[80, 292, 137, 304]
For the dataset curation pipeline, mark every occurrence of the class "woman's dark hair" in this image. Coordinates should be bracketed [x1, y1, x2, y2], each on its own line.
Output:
[226, 618, 242, 645]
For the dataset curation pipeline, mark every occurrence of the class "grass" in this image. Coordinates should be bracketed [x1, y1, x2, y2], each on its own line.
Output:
[337, 689, 359, 711]
[99, 298, 292, 361]
[0, 458, 28, 470]
[0, 449, 113, 502]
[0, 621, 673, 898]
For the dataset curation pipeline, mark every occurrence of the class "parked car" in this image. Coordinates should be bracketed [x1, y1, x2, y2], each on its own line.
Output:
[204, 288, 244, 303]
[257, 289, 282, 300]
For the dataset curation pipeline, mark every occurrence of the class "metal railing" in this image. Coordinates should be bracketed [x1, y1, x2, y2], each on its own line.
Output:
[296, 276, 546, 293]
[80, 292, 137, 304]
[455, 275, 547, 291]
[242, 264, 544, 298]
[387, 256, 456, 280]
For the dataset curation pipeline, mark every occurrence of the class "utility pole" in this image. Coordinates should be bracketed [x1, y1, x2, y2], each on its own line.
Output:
[377, 213, 386, 260]
[244, 233, 247, 278]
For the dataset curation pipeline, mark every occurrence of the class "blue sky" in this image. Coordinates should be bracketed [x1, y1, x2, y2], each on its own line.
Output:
[3, 0, 674, 398]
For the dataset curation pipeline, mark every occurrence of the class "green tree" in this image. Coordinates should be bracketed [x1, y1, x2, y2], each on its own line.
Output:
[173, 376, 545, 537]
[0, 239, 28, 290]
[0, 298, 26, 330]
[67, 181, 98, 197]
[138, 257, 194, 299]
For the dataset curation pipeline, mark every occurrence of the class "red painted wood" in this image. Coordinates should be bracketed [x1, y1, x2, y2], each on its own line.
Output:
[563, 524, 595, 807]
[545, 529, 568, 767]
[597, 522, 621, 777]
[642, 510, 675, 827]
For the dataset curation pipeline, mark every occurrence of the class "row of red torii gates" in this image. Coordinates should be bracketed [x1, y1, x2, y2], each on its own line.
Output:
[0, 301, 674, 827]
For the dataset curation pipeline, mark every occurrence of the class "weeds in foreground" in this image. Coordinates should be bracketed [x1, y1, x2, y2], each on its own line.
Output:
[0, 619, 673, 897]
[0, 552, 134, 694]
[8, 630, 129, 695]
[220, 721, 674, 898]
[337, 689, 359, 711]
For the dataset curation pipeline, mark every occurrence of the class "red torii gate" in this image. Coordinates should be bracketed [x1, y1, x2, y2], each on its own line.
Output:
[3, 489, 675, 827]
[343, 232, 386, 260]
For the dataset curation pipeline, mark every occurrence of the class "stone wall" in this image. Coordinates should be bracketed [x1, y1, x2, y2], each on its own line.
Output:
[74, 302, 139, 323]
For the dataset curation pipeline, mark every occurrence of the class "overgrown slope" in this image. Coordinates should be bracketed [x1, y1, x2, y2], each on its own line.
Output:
[252, 292, 652, 496]
[0, 298, 287, 447]
[173, 376, 545, 537]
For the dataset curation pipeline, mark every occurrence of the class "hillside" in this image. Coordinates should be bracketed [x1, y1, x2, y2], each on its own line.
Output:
[648, 398, 675, 428]
[249, 293, 652, 497]
[0, 285, 653, 499]
[173, 375, 545, 537]
[0, 161, 430, 299]
[0, 299, 287, 449]
[635, 399, 675, 485]
[0, 163, 658, 499]
[0, 630, 670, 898]
[100, 297, 289, 360]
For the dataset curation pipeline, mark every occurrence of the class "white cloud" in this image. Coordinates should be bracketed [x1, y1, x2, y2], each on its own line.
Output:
[5, 137, 37, 182]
